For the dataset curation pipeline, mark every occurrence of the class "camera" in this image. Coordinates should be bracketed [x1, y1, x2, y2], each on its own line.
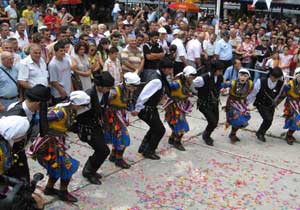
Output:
[0, 173, 44, 210]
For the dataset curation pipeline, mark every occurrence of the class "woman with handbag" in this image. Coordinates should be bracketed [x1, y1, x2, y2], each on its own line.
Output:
[71, 42, 92, 91]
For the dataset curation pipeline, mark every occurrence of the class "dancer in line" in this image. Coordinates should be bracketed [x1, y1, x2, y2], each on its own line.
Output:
[164, 66, 197, 151]
[28, 91, 91, 202]
[193, 61, 225, 146]
[105, 72, 141, 169]
[247, 67, 284, 142]
[222, 69, 253, 144]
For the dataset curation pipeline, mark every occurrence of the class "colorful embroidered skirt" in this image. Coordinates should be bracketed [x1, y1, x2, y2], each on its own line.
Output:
[104, 108, 130, 150]
[35, 136, 79, 180]
[164, 100, 192, 135]
[226, 98, 250, 128]
[283, 99, 300, 131]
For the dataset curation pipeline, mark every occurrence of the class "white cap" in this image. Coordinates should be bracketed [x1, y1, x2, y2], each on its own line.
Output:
[58, 91, 91, 107]
[295, 67, 300, 76]
[173, 29, 180, 35]
[183, 66, 197, 77]
[158, 27, 167, 34]
[38, 26, 48, 31]
[239, 68, 251, 77]
[104, 31, 111, 37]
[0, 116, 29, 146]
[124, 72, 141, 85]
[70, 91, 90, 105]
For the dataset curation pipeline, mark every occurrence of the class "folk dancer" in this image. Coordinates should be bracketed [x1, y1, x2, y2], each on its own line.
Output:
[105, 72, 141, 169]
[132, 58, 173, 160]
[193, 61, 225, 146]
[163, 66, 197, 151]
[247, 67, 284, 142]
[27, 91, 91, 202]
[222, 69, 253, 144]
[75, 72, 114, 184]
[282, 67, 300, 145]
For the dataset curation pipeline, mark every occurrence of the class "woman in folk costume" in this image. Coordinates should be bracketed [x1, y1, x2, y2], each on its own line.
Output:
[104, 72, 141, 169]
[27, 91, 91, 203]
[282, 67, 300, 145]
[163, 66, 197, 151]
[222, 69, 254, 143]
[0, 116, 30, 176]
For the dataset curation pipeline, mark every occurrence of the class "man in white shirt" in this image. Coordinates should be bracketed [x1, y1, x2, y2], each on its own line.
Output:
[5, 0, 18, 31]
[171, 31, 187, 75]
[132, 58, 173, 160]
[18, 44, 49, 90]
[203, 33, 216, 59]
[158, 12, 168, 27]
[14, 23, 29, 51]
[247, 67, 284, 143]
[186, 32, 202, 68]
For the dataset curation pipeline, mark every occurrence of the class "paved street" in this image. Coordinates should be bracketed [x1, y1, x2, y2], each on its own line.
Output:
[29, 96, 300, 210]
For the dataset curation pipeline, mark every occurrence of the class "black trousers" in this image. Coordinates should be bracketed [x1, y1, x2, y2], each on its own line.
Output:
[199, 103, 219, 136]
[257, 104, 275, 135]
[138, 107, 166, 154]
[6, 142, 30, 182]
[173, 62, 185, 76]
[82, 128, 110, 172]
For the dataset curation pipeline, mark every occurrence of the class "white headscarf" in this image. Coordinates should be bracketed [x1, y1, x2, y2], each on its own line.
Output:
[0, 116, 30, 146]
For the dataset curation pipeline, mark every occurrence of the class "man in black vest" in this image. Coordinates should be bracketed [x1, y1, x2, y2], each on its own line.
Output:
[1, 84, 50, 181]
[132, 58, 172, 160]
[247, 67, 284, 142]
[193, 61, 225, 146]
[75, 72, 114, 185]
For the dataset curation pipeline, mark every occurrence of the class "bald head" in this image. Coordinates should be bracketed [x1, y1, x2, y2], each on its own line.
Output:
[1, 51, 14, 68]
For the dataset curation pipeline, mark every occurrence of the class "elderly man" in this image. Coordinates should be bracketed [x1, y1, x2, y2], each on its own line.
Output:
[18, 44, 49, 90]
[171, 31, 187, 75]
[223, 59, 242, 82]
[186, 32, 202, 68]
[89, 24, 103, 45]
[1, 39, 21, 64]
[120, 35, 144, 74]
[0, 23, 10, 40]
[0, 51, 18, 112]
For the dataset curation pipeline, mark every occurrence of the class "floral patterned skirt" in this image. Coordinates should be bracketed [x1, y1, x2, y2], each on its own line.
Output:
[283, 99, 300, 131]
[104, 108, 130, 150]
[226, 98, 250, 128]
[164, 100, 192, 135]
[35, 136, 79, 180]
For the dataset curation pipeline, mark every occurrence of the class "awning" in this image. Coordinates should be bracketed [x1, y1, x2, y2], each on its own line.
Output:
[168, 2, 200, 13]
[56, 0, 82, 5]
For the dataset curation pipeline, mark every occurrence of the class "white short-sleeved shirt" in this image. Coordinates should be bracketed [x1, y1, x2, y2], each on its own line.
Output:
[186, 38, 201, 62]
[17, 55, 49, 87]
[14, 31, 29, 50]
[203, 40, 216, 56]
[5, 6, 17, 19]
[215, 38, 233, 61]
[171, 38, 187, 62]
